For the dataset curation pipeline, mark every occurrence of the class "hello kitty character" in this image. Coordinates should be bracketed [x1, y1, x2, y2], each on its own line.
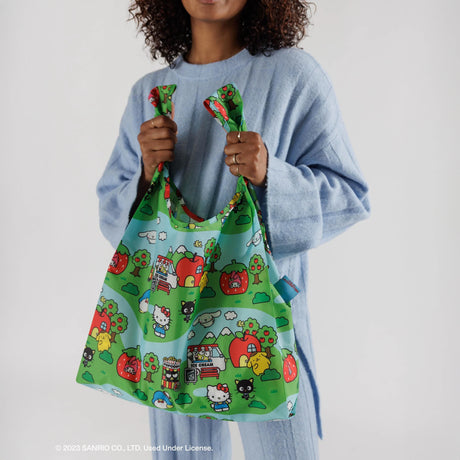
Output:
[152, 305, 170, 338]
[207, 383, 232, 412]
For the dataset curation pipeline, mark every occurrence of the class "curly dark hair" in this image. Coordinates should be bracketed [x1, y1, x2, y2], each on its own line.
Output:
[128, 0, 316, 66]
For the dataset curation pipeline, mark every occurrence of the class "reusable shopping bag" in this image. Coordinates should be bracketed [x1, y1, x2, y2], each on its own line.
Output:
[75, 83, 301, 421]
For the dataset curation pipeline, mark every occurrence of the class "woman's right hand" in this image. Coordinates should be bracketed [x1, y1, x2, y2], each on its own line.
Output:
[137, 115, 178, 183]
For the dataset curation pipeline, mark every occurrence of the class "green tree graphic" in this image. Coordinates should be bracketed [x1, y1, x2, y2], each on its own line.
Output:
[110, 313, 128, 343]
[204, 238, 221, 272]
[143, 352, 160, 383]
[249, 254, 265, 285]
[130, 249, 151, 277]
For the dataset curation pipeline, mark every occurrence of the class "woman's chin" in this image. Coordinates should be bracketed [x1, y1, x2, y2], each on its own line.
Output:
[183, 0, 247, 23]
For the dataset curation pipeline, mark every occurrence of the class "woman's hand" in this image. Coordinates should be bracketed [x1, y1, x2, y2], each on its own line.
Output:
[223, 131, 268, 187]
[137, 115, 178, 183]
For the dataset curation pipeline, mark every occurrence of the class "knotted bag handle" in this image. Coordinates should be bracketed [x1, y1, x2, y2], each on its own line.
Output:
[203, 83, 271, 254]
[147, 84, 177, 185]
[148, 83, 272, 254]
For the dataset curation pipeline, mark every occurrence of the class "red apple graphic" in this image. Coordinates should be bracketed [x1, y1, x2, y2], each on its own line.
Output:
[229, 333, 261, 367]
[89, 309, 111, 337]
[176, 253, 204, 287]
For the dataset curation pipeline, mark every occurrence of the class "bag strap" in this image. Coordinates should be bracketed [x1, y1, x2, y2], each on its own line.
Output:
[203, 83, 272, 254]
[147, 83, 272, 254]
[148, 84, 177, 185]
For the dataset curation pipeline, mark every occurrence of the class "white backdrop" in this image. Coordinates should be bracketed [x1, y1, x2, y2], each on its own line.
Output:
[1, 1, 459, 459]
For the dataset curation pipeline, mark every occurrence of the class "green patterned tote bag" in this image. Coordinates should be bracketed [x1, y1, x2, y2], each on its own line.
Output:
[76, 83, 301, 422]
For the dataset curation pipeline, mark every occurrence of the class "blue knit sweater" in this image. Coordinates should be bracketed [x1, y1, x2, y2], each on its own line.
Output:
[96, 47, 371, 438]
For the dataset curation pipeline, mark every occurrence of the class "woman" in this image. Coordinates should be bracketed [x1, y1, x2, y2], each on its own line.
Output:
[96, 0, 371, 458]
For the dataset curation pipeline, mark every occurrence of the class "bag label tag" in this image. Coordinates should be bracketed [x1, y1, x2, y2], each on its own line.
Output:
[274, 276, 300, 304]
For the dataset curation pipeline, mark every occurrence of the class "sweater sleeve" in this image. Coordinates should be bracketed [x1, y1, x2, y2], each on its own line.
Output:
[258, 65, 371, 261]
[95, 83, 144, 249]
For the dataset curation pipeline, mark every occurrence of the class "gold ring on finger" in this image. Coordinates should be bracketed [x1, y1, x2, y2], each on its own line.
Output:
[233, 153, 239, 165]
[237, 131, 242, 143]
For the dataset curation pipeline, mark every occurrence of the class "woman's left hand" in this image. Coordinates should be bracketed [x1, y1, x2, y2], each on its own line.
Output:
[224, 131, 268, 187]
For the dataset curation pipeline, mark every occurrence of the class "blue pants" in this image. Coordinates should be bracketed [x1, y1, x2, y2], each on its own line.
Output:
[147, 357, 320, 459]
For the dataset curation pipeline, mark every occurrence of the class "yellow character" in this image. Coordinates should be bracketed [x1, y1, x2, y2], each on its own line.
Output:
[247, 352, 270, 376]
[229, 192, 241, 207]
[96, 332, 112, 352]
[199, 271, 209, 293]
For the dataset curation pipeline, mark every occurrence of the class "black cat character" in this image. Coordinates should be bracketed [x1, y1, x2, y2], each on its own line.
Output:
[181, 300, 195, 322]
[82, 347, 95, 367]
[235, 378, 254, 400]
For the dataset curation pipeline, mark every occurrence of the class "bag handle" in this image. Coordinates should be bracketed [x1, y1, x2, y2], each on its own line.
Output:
[203, 83, 272, 255]
[147, 84, 177, 185]
[147, 83, 272, 255]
